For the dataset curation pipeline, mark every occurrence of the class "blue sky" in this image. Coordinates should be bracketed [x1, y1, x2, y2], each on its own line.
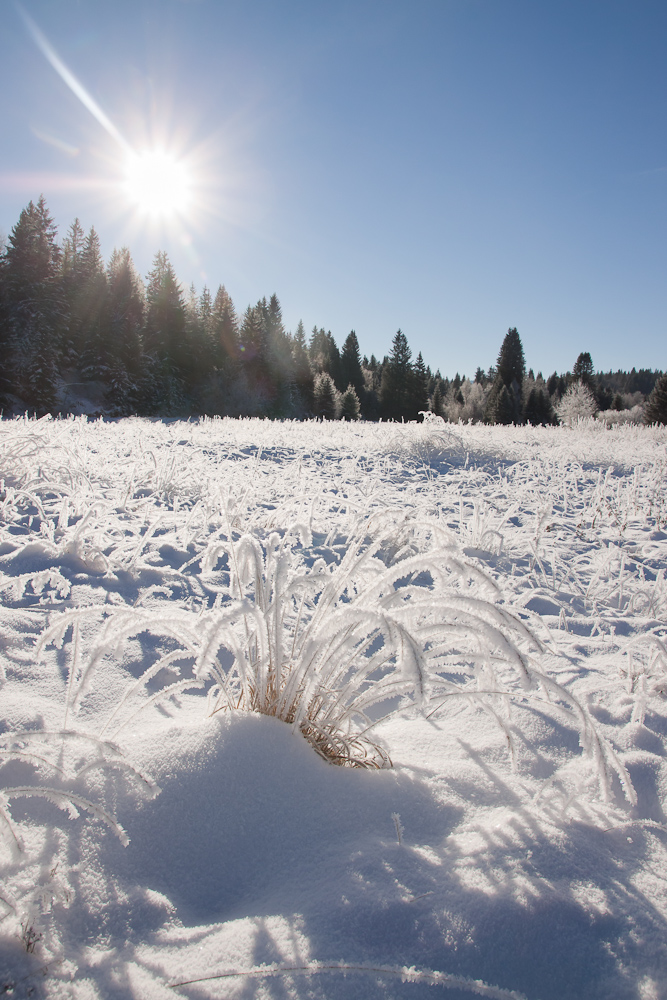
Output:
[1, 0, 665, 377]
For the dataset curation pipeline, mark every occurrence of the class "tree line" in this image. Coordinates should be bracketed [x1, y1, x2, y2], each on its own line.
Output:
[0, 197, 665, 423]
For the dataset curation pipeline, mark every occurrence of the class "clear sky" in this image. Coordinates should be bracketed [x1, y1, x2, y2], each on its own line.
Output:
[1, 0, 665, 378]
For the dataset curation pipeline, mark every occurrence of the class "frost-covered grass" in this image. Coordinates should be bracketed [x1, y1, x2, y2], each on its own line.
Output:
[0, 414, 666, 1000]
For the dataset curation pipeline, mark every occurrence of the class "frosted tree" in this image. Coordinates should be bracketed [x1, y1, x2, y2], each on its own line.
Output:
[313, 371, 339, 419]
[556, 381, 597, 425]
[340, 383, 361, 420]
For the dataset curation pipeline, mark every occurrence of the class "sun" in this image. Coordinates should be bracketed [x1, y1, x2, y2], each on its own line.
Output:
[122, 149, 192, 218]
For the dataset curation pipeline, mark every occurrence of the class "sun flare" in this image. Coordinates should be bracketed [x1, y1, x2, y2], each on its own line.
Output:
[122, 149, 192, 218]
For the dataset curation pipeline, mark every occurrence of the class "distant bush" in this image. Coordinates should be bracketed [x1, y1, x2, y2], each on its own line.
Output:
[596, 405, 644, 427]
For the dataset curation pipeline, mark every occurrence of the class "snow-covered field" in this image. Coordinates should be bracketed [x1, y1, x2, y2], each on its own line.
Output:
[1, 415, 666, 1000]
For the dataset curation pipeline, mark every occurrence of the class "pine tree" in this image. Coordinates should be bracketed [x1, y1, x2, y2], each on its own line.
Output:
[61, 218, 85, 359]
[524, 387, 553, 426]
[74, 227, 109, 375]
[380, 330, 414, 420]
[494, 384, 515, 425]
[145, 251, 186, 375]
[309, 327, 343, 388]
[496, 328, 525, 388]
[105, 247, 143, 379]
[0, 196, 64, 411]
[483, 377, 502, 424]
[430, 383, 444, 418]
[340, 331, 364, 399]
[644, 374, 667, 425]
[572, 351, 595, 388]
[292, 319, 314, 414]
[411, 351, 429, 418]
[495, 327, 525, 422]
[211, 285, 238, 367]
[340, 383, 361, 420]
[313, 372, 338, 419]
[265, 293, 295, 415]
[182, 282, 212, 389]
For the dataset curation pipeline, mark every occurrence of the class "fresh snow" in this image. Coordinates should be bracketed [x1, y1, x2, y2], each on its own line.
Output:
[1, 414, 666, 1000]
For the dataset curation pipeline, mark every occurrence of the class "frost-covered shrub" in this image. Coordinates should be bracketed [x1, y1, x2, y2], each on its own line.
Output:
[597, 405, 644, 427]
[556, 381, 597, 425]
[459, 379, 488, 423]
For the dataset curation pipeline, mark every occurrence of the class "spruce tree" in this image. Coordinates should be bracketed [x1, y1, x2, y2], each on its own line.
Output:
[494, 384, 515, 425]
[340, 383, 361, 420]
[524, 387, 553, 426]
[496, 328, 525, 389]
[211, 285, 238, 367]
[430, 383, 444, 418]
[61, 218, 85, 359]
[313, 372, 338, 419]
[340, 331, 364, 399]
[265, 293, 295, 416]
[145, 251, 186, 371]
[1, 196, 64, 411]
[292, 319, 314, 414]
[411, 351, 429, 417]
[572, 352, 595, 388]
[495, 327, 525, 422]
[75, 228, 109, 376]
[380, 330, 414, 420]
[644, 374, 667, 425]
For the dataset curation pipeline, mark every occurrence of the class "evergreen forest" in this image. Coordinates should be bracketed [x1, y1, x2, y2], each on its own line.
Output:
[1, 197, 665, 423]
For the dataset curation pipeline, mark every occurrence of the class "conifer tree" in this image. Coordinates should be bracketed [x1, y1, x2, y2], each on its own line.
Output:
[106, 248, 143, 374]
[145, 251, 186, 372]
[410, 351, 429, 417]
[74, 227, 109, 375]
[211, 285, 238, 367]
[380, 330, 415, 420]
[1, 196, 64, 410]
[644, 373, 667, 425]
[524, 387, 553, 425]
[61, 218, 85, 359]
[430, 383, 444, 418]
[496, 328, 525, 389]
[265, 293, 295, 415]
[340, 383, 361, 420]
[292, 319, 314, 413]
[313, 371, 338, 419]
[494, 327, 525, 422]
[572, 351, 595, 388]
[494, 384, 515, 424]
[340, 331, 364, 399]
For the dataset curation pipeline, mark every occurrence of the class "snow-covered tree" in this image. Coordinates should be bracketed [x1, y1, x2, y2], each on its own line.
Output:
[556, 381, 597, 425]
[313, 371, 338, 419]
[340, 383, 360, 420]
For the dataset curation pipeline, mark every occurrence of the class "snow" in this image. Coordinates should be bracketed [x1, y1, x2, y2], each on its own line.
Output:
[1, 414, 666, 1000]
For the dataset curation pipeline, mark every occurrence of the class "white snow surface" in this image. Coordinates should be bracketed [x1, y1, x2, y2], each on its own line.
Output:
[0, 414, 666, 1000]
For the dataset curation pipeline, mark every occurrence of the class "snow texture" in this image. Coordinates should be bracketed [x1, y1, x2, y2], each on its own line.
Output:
[1, 414, 666, 1000]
